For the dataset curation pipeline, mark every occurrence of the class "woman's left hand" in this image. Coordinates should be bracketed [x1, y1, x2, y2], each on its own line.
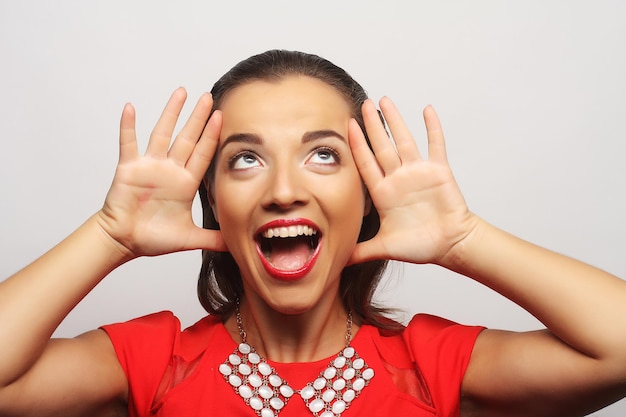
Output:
[350, 99, 626, 417]
[348, 98, 479, 266]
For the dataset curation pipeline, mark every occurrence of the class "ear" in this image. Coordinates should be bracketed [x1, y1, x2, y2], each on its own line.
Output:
[203, 176, 219, 223]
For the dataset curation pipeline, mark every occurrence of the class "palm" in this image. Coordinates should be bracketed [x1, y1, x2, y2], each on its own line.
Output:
[98, 89, 226, 258]
[349, 98, 477, 266]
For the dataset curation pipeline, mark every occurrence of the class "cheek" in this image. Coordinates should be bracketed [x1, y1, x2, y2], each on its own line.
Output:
[212, 179, 254, 235]
[319, 176, 366, 235]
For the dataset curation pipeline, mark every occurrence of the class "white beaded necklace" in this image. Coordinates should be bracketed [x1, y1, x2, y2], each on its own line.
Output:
[219, 304, 375, 417]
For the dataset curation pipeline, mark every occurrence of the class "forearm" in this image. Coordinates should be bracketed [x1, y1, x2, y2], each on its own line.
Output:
[0, 214, 130, 387]
[446, 217, 626, 360]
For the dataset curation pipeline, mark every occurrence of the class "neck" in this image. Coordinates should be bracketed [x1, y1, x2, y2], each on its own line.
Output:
[226, 295, 356, 363]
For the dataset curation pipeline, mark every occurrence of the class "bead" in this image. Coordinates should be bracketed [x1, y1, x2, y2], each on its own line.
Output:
[270, 397, 285, 410]
[342, 367, 355, 380]
[352, 378, 365, 391]
[248, 374, 262, 387]
[300, 385, 315, 400]
[308, 398, 325, 413]
[313, 377, 327, 390]
[239, 385, 253, 399]
[249, 397, 263, 411]
[322, 388, 336, 403]
[258, 362, 272, 376]
[229, 374, 242, 387]
[261, 408, 275, 417]
[219, 363, 232, 376]
[269, 374, 282, 387]
[332, 400, 346, 414]
[362, 368, 375, 380]
[343, 389, 356, 402]
[333, 355, 347, 369]
[239, 363, 252, 375]
[323, 367, 337, 380]
[343, 347, 355, 358]
[332, 378, 346, 391]
[280, 384, 294, 398]
[222, 332, 373, 417]
[259, 385, 274, 399]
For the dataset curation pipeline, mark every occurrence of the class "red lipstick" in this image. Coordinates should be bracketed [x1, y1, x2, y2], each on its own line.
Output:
[255, 218, 321, 281]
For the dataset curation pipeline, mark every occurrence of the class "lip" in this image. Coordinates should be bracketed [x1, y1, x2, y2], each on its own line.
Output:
[254, 218, 319, 235]
[255, 218, 322, 281]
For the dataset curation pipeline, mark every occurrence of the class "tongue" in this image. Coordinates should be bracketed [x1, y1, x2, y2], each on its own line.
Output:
[268, 238, 311, 271]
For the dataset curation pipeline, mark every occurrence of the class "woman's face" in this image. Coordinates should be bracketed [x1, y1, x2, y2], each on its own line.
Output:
[211, 76, 367, 314]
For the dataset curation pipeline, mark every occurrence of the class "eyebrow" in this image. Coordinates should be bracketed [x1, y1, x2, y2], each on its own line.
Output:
[302, 130, 346, 144]
[220, 133, 262, 151]
[220, 130, 346, 151]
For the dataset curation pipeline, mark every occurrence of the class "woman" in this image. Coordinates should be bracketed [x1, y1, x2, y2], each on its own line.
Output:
[0, 50, 625, 417]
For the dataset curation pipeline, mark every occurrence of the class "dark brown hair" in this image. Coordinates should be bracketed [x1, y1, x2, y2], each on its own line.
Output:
[198, 50, 399, 330]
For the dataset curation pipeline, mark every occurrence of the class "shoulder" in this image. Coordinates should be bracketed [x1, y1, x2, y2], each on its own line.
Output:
[100, 312, 224, 417]
[365, 313, 485, 365]
[101, 311, 222, 360]
[367, 314, 485, 416]
[401, 314, 485, 368]
[405, 313, 485, 343]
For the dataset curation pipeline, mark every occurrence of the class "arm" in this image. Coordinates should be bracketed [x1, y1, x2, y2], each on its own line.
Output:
[0, 88, 225, 416]
[0, 216, 130, 417]
[456, 221, 626, 417]
[348, 98, 626, 416]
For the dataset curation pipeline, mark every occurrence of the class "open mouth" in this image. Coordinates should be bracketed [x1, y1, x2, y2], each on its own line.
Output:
[255, 222, 321, 280]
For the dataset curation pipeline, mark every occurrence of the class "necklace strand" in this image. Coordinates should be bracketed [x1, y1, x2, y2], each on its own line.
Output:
[219, 303, 374, 417]
[235, 301, 353, 349]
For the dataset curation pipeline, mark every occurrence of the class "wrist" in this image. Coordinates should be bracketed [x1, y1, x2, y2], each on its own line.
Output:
[88, 213, 137, 266]
[437, 213, 486, 273]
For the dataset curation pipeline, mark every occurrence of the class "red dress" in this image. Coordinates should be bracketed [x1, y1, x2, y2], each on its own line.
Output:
[102, 312, 483, 417]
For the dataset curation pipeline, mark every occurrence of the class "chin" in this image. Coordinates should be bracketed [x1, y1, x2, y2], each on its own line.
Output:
[255, 281, 338, 317]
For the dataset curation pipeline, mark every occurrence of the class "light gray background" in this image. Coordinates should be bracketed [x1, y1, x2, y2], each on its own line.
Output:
[1, 1, 625, 415]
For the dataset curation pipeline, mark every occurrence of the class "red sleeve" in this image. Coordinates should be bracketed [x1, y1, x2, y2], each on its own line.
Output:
[403, 314, 485, 417]
[100, 311, 181, 417]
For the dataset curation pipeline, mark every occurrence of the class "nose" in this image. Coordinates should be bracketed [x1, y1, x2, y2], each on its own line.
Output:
[261, 163, 309, 211]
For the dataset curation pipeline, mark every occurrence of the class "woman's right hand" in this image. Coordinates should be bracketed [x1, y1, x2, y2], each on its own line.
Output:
[0, 88, 226, 417]
[97, 88, 226, 259]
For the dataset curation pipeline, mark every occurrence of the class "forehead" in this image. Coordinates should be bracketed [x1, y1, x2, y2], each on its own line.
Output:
[218, 76, 353, 139]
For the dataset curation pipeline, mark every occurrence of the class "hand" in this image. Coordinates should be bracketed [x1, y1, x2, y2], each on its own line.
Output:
[348, 98, 478, 266]
[97, 88, 226, 258]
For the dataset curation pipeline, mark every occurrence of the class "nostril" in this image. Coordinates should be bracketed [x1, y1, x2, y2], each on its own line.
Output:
[262, 169, 310, 209]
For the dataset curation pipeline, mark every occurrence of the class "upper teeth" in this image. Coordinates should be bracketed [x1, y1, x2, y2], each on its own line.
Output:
[262, 225, 318, 238]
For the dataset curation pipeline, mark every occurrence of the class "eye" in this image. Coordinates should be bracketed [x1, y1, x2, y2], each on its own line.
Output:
[229, 152, 261, 170]
[308, 147, 340, 165]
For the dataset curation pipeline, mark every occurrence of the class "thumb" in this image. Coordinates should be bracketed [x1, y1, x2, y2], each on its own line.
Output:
[347, 239, 383, 266]
[186, 228, 228, 252]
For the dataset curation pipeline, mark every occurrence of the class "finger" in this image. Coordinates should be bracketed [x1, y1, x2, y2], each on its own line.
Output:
[186, 110, 223, 181]
[119, 103, 139, 163]
[362, 99, 402, 173]
[347, 239, 383, 266]
[168, 93, 213, 165]
[379, 97, 422, 163]
[423, 105, 448, 163]
[145, 87, 188, 157]
[186, 227, 228, 252]
[348, 118, 383, 191]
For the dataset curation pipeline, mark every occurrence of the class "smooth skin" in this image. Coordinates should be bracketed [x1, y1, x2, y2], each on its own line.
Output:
[213, 77, 371, 362]
[0, 89, 225, 417]
[351, 97, 626, 416]
[1, 79, 625, 417]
